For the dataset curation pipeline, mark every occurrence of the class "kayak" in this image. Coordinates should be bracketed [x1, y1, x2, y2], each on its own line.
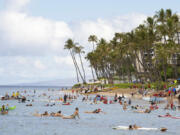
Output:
[113, 125, 158, 130]
[62, 103, 71, 105]
[9, 106, 16, 110]
[158, 115, 180, 119]
[0, 106, 16, 111]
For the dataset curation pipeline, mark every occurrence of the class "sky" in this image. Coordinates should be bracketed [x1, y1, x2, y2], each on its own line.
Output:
[0, 0, 179, 85]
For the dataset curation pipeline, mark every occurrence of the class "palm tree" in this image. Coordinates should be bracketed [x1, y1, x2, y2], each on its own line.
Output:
[74, 45, 86, 83]
[88, 35, 98, 50]
[88, 35, 98, 81]
[64, 39, 79, 82]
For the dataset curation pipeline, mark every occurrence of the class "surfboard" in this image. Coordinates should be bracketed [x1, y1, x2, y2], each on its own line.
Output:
[158, 115, 180, 119]
[113, 125, 158, 130]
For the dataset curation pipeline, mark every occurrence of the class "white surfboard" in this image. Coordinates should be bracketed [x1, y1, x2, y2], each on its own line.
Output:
[113, 125, 158, 130]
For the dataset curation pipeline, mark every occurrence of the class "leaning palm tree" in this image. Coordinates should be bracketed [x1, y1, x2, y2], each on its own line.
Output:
[74, 45, 86, 83]
[64, 39, 80, 83]
[64, 39, 86, 83]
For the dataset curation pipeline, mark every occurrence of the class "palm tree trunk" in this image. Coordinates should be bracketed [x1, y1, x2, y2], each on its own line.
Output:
[79, 53, 86, 82]
[91, 66, 95, 82]
[72, 51, 85, 83]
[70, 50, 79, 82]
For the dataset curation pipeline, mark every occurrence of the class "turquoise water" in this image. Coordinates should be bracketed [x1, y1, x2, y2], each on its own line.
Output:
[0, 86, 180, 135]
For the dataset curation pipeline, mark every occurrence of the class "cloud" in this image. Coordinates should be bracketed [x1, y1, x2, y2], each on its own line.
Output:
[34, 60, 46, 70]
[54, 56, 73, 65]
[5, 0, 30, 11]
[0, 11, 73, 56]
[0, 0, 147, 85]
[71, 13, 147, 52]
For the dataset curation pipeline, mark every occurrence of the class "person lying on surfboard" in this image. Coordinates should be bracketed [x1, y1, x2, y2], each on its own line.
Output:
[33, 111, 49, 117]
[84, 108, 106, 114]
[62, 107, 80, 119]
[134, 109, 151, 113]
[129, 124, 141, 130]
[158, 113, 171, 117]
[128, 124, 167, 132]
[50, 111, 63, 117]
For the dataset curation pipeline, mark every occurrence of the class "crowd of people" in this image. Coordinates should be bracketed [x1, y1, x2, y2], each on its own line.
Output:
[1, 86, 180, 133]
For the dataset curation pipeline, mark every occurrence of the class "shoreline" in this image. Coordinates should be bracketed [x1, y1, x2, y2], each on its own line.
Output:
[62, 88, 147, 99]
[62, 88, 179, 103]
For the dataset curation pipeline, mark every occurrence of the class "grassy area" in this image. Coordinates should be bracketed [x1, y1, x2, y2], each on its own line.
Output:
[104, 82, 178, 90]
[73, 81, 178, 91]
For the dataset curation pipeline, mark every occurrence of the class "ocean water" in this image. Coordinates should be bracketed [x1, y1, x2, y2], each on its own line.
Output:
[0, 86, 180, 135]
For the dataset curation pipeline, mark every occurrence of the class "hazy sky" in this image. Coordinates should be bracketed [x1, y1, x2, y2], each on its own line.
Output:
[0, 0, 179, 85]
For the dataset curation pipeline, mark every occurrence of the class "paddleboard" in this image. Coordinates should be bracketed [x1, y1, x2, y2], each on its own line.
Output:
[158, 115, 180, 119]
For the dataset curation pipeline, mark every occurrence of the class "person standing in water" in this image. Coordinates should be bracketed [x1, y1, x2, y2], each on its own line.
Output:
[123, 101, 127, 110]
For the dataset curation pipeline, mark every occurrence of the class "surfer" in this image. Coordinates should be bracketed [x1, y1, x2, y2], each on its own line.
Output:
[129, 124, 141, 130]
[128, 124, 167, 132]
[134, 109, 151, 113]
[33, 111, 49, 117]
[62, 107, 80, 119]
[51, 111, 63, 117]
[84, 108, 105, 114]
